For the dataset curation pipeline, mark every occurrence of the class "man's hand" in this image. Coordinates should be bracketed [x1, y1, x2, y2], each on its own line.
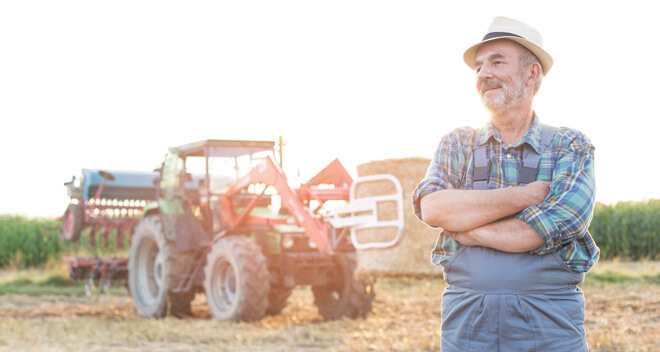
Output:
[444, 229, 480, 247]
[520, 181, 551, 205]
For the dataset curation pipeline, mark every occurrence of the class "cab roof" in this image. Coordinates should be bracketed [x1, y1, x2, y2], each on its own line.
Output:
[173, 139, 276, 158]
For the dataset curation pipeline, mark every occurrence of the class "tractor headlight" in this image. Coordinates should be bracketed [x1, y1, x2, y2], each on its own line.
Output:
[308, 238, 317, 249]
[282, 235, 295, 249]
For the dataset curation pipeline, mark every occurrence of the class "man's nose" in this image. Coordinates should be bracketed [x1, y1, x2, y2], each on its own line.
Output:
[477, 64, 492, 79]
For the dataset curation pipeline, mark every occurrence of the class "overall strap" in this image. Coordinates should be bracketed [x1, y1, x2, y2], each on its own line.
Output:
[518, 124, 558, 185]
[472, 128, 490, 190]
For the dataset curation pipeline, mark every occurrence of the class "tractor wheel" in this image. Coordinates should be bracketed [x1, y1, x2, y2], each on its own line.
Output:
[203, 236, 270, 322]
[266, 285, 293, 316]
[128, 215, 195, 318]
[312, 252, 375, 320]
[60, 203, 84, 242]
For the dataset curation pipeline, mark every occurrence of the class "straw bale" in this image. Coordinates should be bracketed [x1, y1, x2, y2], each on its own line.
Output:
[353, 157, 443, 278]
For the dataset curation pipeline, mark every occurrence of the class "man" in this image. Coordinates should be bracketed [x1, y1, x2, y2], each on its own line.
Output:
[413, 17, 599, 351]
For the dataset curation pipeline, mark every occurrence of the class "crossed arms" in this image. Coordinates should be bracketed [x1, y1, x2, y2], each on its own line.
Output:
[419, 181, 550, 253]
[414, 127, 596, 258]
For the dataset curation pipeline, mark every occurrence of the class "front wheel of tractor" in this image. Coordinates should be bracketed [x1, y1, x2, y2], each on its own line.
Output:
[203, 236, 270, 322]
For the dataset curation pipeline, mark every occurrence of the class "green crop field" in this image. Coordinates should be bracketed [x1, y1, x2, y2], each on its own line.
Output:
[2, 199, 659, 269]
[0, 215, 62, 268]
[0, 215, 129, 269]
[589, 199, 660, 260]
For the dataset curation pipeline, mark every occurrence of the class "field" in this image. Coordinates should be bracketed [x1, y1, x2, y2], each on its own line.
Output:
[0, 261, 658, 352]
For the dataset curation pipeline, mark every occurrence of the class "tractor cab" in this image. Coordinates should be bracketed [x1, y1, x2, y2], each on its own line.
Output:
[153, 139, 279, 250]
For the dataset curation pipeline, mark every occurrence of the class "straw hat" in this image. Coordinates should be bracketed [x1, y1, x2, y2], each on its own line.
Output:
[463, 16, 553, 76]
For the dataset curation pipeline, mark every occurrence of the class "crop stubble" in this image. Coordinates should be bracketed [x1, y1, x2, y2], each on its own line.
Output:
[0, 276, 658, 352]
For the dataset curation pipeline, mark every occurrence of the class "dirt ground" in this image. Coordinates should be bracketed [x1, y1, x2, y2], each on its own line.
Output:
[0, 275, 658, 352]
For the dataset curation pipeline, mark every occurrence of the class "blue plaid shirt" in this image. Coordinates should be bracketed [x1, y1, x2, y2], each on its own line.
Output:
[412, 115, 600, 272]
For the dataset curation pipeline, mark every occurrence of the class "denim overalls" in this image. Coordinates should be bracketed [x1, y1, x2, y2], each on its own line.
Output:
[440, 125, 589, 351]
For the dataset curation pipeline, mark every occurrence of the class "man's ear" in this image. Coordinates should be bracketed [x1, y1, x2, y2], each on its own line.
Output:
[528, 62, 542, 85]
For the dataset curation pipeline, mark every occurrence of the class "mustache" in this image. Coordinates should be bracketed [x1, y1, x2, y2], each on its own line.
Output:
[479, 79, 504, 96]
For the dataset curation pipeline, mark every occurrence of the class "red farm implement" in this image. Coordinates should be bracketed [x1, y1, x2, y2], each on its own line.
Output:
[61, 169, 157, 248]
[60, 169, 160, 292]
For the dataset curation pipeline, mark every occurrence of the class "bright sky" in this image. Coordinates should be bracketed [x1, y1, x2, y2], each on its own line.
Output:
[1, 1, 658, 218]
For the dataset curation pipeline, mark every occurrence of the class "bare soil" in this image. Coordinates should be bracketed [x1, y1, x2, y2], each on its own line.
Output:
[0, 266, 658, 351]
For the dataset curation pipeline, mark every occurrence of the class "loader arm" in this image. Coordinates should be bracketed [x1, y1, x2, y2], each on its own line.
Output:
[298, 158, 352, 212]
[220, 156, 334, 255]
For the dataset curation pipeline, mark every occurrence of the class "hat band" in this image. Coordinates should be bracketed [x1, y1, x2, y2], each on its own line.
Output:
[482, 31, 524, 41]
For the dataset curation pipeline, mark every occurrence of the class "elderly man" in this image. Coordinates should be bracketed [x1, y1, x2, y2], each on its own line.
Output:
[413, 17, 599, 351]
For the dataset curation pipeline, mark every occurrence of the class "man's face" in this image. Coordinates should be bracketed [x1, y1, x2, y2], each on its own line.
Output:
[474, 39, 528, 114]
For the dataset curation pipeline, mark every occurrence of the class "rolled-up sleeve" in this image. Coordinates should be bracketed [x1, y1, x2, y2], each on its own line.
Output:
[412, 128, 470, 222]
[517, 131, 596, 253]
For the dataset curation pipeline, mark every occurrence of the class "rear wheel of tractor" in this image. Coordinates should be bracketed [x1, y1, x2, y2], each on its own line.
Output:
[203, 236, 270, 322]
[60, 203, 84, 242]
[312, 252, 376, 320]
[128, 215, 195, 318]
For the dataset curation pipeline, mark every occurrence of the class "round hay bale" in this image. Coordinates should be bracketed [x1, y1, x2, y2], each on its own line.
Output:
[353, 157, 443, 278]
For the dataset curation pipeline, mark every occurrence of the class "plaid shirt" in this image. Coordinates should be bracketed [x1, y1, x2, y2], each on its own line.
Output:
[412, 115, 600, 272]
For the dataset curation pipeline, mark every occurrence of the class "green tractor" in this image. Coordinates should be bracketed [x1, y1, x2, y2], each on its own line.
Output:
[127, 139, 375, 321]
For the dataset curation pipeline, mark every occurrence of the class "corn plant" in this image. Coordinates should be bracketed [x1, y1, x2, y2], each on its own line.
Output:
[0, 215, 62, 268]
[589, 200, 660, 260]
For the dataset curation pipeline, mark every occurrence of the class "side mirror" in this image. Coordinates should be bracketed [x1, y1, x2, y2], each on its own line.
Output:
[64, 175, 76, 187]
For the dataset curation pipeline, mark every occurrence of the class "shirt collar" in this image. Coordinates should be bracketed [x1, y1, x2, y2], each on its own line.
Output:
[477, 113, 543, 153]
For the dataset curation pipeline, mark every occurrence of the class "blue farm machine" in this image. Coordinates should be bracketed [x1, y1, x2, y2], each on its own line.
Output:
[60, 139, 405, 321]
[59, 167, 201, 293]
[60, 168, 156, 293]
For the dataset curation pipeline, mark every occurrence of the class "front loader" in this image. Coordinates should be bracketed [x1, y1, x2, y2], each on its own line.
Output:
[127, 139, 385, 321]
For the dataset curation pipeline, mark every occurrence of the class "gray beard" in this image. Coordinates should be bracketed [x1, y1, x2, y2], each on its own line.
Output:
[479, 75, 527, 114]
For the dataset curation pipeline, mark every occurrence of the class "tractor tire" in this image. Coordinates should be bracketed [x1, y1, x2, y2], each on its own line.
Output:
[128, 215, 195, 318]
[203, 236, 270, 322]
[265, 285, 293, 316]
[60, 203, 84, 242]
[312, 252, 375, 320]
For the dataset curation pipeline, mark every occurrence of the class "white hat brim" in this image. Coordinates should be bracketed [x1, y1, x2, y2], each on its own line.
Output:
[463, 36, 553, 76]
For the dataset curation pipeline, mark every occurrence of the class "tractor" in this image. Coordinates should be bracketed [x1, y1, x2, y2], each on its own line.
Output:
[128, 139, 376, 321]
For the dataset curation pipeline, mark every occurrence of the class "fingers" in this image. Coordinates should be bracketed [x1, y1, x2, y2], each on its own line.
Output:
[443, 229, 478, 247]
[535, 181, 551, 190]
[523, 180, 551, 205]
